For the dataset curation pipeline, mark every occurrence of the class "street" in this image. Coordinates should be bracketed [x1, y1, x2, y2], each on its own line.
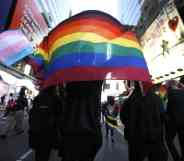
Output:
[0, 112, 180, 161]
[0, 110, 129, 161]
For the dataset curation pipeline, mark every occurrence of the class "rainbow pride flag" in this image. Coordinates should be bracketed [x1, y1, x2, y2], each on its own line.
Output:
[0, 30, 33, 66]
[26, 37, 49, 80]
[33, 10, 150, 87]
[159, 85, 167, 99]
[27, 54, 44, 78]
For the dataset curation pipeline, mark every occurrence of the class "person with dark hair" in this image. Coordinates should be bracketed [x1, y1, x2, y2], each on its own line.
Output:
[103, 96, 118, 143]
[0, 93, 17, 139]
[120, 81, 141, 141]
[165, 80, 184, 161]
[14, 87, 28, 134]
[58, 81, 103, 161]
[29, 86, 62, 161]
[120, 81, 168, 161]
[1, 94, 6, 105]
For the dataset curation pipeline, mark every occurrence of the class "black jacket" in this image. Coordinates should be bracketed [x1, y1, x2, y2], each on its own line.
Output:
[59, 81, 102, 160]
[167, 89, 184, 127]
[29, 91, 61, 149]
[121, 92, 163, 143]
[16, 95, 28, 111]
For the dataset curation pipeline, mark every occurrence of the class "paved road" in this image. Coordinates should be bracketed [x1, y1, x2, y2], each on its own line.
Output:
[0, 111, 128, 161]
[0, 111, 180, 161]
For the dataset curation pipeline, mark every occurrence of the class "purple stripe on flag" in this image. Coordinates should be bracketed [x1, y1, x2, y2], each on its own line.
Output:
[0, 30, 23, 38]
[0, 39, 32, 59]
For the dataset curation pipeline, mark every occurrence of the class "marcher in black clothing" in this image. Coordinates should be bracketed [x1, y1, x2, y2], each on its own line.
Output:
[14, 87, 28, 134]
[1, 94, 6, 105]
[120, 81, 142, 142]
[165, 80, 184, 161]
[0, 93, 17, 139]
[59, 81, 103, 161]
[120, 81, 168, 161]
[29, 86, 61, 161]
[103, 96, 118, 143]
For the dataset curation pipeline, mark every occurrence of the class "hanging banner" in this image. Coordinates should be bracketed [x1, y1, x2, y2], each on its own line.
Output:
[9, 0, 49, 44]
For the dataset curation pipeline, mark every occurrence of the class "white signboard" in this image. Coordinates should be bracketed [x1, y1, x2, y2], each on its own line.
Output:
[141, 1, 184, 83]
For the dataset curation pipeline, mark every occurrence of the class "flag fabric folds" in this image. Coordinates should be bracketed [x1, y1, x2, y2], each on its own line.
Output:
[26, 37, 49, 81]
[31, 10, 150, 88]
[0, 30, 34, 66]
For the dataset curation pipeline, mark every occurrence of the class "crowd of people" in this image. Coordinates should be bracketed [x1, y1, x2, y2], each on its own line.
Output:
[119, 78, 184, 161]
[0, 78, 184, 161]
[28, 81, 103, 161]
[0, 87, 28, 139]
[100, 77, 184, 161]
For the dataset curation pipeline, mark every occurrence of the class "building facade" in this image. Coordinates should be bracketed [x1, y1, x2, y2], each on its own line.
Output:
[121, 0, 143, 25]
[140, 0, 184, 83]
[137, 0, 169, 37]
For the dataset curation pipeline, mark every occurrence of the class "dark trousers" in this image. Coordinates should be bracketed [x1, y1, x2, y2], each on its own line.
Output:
[102, 113, 105, 124]
[178, 128, 184, 160]
[165, 120, 180, 161]
[105, 123, 114, 137]
[60, 134, 102, 161]
[35, 147, 52, 161]
[128, 141, 168, 161]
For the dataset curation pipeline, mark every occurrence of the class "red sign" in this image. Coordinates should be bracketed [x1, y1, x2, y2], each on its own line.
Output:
[168, 16, 179, 32]
[9, 0, 49, 44]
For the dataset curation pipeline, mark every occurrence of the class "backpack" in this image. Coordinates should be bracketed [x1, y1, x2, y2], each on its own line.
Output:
[29, 95, 55, 134]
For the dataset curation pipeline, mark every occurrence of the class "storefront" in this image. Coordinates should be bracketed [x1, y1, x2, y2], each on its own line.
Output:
[0, 66, 38, 99]
[140, 0, 184, 83]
